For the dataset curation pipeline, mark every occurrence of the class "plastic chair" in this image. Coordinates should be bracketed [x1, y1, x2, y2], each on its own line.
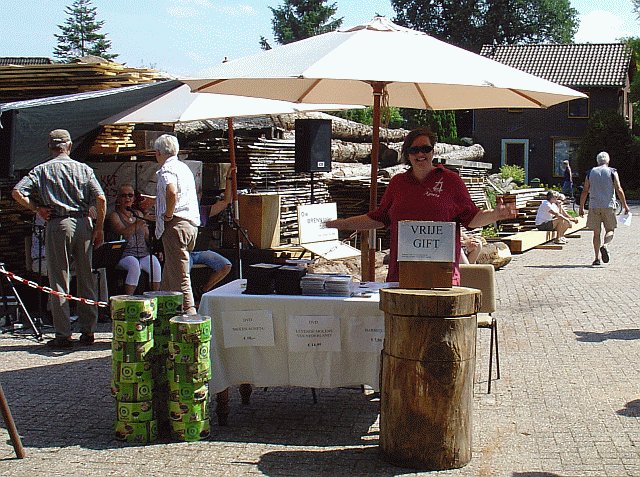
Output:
[459, 264, 499, 393]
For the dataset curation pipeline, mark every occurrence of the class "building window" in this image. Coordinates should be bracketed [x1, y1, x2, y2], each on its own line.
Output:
[552, 138, 581, 177]
[568, 97, 589, 118]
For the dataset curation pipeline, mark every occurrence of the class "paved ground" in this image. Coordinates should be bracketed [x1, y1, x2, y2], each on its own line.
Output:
[1, 204, 639, 477]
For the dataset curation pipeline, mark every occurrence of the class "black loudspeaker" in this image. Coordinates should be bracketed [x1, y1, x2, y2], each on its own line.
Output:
[295, 119, 332, 172]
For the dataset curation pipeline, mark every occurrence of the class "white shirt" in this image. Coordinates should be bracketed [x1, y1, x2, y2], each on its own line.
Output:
[535, 200, 558, 225]
[155, 156, 200, 238]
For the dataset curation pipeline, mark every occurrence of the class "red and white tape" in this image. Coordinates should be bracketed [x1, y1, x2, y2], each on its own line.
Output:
[0, 268, 109, 308]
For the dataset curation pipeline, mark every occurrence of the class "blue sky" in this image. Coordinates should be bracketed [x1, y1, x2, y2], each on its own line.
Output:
[1, 0, 639, 77]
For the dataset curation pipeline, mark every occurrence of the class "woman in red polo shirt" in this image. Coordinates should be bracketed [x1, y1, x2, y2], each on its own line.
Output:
[325, 127, 516, 284]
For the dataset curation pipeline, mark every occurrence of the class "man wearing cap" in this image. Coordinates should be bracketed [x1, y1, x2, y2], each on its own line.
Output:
[12, 129, 106, 348]
[153, 134, 200, 314]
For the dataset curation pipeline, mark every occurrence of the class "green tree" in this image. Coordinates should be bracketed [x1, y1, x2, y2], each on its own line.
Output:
[53, 0, 117, 62]
[391, 0, 577, 53]
[401, 109, 458, 142]
[577, 110, 636, 189]
[624, 37, 640, 132]
[265, 0, 343, 46]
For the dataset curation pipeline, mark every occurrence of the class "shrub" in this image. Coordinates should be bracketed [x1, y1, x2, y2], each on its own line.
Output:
[499, 164, 525, 185]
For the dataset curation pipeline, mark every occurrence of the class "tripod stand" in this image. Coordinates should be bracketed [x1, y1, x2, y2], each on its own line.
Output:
[0, 262, 43, 341]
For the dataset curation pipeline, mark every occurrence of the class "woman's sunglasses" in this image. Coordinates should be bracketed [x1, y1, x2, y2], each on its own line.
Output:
[407, 144, 434, 155]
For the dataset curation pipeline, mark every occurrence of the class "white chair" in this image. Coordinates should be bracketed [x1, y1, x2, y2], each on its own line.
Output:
[459, 264, 500, 393]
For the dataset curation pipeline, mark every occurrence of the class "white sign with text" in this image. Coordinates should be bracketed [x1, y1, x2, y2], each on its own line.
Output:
[287, 315, 341, 352]
[397, 220, 456, 262]
[221, 310, 275, 348]
[345, 316, 385, 352]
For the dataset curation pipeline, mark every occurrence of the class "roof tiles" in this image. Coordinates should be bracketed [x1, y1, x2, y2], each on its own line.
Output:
[479, 43, 632, 88]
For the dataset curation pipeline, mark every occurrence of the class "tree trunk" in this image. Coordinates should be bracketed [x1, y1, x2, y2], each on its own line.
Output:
[271, 111, 409, 142]
[378, 287, 480, 471]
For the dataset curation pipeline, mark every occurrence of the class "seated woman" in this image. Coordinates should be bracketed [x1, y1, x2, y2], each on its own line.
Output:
[107, 184, 161, 295]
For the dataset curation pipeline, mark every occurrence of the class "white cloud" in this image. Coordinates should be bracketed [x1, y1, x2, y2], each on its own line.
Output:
[167, 6, 199, 18]
[575, 11, 629, 43]
[217, 4, 257, 16]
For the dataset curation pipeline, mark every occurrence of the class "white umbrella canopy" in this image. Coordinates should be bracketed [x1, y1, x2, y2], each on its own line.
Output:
[184, 16, 586, 280]
[99, 83, 361, 124]
[185, 17, 584, 110]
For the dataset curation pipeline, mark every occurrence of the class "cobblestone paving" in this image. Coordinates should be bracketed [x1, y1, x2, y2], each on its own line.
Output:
[1, 204, 639, 476]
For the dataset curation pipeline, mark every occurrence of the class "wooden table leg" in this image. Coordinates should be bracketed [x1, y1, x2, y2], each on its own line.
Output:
[215, 388, 230, 426]
[239, 383, 252, 405]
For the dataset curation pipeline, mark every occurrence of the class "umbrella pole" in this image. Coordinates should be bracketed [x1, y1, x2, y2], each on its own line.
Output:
[363, 82, 384, 282]
[227, 118, 242, 279]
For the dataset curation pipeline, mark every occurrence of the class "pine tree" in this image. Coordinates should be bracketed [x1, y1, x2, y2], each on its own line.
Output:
[53, 0, 117, 62]
[264, 0, 342, 47]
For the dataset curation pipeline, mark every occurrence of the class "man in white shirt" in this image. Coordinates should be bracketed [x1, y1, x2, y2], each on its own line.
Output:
[535, 191, 574, 244]
[154, 134, 200, 314]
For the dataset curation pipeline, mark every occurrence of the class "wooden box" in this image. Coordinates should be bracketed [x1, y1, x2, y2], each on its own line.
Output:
[238, 193, 281, 249]
[399, 261, 453, 289]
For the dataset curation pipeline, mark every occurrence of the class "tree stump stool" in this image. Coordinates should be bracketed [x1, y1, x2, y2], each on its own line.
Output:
[378, 286, 480, 470]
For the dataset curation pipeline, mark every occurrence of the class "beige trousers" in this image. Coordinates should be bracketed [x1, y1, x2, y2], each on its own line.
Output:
[160, 217, 198, 313]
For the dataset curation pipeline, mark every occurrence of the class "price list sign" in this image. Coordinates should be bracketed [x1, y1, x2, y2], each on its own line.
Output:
[287, 315, 341, 352]
[346, 316, 385, 352]
[222, 310, 275, 348]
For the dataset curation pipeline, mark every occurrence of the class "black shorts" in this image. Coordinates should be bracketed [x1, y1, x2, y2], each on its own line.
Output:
[537, 220, 555, 231]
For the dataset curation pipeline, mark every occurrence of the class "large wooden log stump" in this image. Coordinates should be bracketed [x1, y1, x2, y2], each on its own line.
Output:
[378, 287, 480, 470]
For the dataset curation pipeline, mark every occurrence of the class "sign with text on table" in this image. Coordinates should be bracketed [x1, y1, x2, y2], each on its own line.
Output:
[221, 310, 275, 348]
[287, 315, 341, 352]
[397, 221, 456, 262]
[346, 315, 385, 352]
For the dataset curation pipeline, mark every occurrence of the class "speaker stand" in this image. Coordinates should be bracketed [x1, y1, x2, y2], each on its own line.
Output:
[310, 171, 315, 204]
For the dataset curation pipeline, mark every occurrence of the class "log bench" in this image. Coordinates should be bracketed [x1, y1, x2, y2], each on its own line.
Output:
[493, 216, 587, 253]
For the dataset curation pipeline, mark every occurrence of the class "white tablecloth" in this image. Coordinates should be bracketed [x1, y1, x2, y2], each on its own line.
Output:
[198, 279, 387, 394]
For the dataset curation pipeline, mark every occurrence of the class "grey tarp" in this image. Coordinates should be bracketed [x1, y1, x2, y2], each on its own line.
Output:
[0, 80, 181, 176]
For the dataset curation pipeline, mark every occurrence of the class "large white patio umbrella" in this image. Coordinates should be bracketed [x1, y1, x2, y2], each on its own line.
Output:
[184, 16, 586, 280]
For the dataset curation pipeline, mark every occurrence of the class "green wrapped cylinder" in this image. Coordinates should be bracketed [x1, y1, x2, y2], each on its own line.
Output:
[168, 340, 210, 364]
[170, 419, 210, 442]
[143, 291, 183, 316]
[168, 380, 209, 403]
[113, 361, 153, 383]
[111, 380, 154, 402]
[112, 340, 154, 363]
[113, 320, 154, 343]
[110, 295, 156, 322]
[115, 419, 158, 443]
[169, 314, 212, 343]
[117, 401, 154, 422]
[167, 360, 211, 384]
[168, 400, 209, 422]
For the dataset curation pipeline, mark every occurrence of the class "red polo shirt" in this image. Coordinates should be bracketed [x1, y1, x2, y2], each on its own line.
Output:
[367, 165, 480, 284]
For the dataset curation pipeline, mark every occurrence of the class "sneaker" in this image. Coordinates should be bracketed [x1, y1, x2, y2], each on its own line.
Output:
[78, 333, 95, 346]
[600, 246, 610, 263]
[592, 259, 601, 266]
[554, 238, 567, 244]
[46, 337, 73, 349]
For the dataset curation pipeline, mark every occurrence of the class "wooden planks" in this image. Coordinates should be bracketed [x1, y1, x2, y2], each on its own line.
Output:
[0, 61, 169, 102]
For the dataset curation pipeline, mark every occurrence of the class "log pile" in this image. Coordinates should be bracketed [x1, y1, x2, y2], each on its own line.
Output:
[0, 59, 169, 102]
[186, 136, 331, 242]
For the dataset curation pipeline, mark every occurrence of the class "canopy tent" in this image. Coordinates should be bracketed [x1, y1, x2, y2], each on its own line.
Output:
[0, 80, 181, 176]
[185, 17, 586, 280]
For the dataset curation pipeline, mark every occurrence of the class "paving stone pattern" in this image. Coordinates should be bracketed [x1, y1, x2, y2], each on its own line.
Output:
[1, 204, 639, 476]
